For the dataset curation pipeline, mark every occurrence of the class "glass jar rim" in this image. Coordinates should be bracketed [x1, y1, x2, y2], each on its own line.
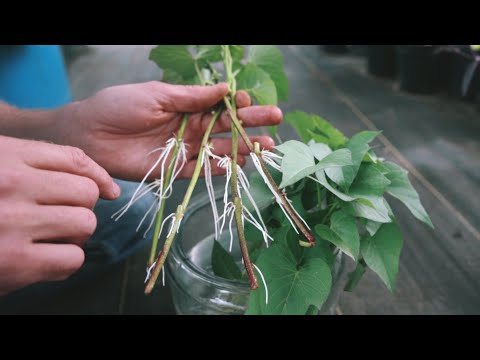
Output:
[169, 193, 251, 293]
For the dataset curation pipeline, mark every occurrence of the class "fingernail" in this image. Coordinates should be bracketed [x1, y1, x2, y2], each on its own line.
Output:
[112, 182, 121, 198]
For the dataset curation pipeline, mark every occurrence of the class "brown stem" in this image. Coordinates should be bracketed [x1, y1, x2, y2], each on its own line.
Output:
[255, 147, 315, 246]
[224, 98, 315, 246]
[231, 126, 258, 290]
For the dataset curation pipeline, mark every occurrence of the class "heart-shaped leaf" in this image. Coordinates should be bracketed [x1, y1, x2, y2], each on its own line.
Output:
[246, 244, 332, 315]
[248, 45, 289, 102]
[236, 64, 277, 105]
[150, 45, 197, 79]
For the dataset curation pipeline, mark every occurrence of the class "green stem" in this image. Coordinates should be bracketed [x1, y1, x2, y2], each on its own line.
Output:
[148, 114, 189, 266]
[321, 203, 339, 225]
[194, 62, 207, 85]
[148, 200, 166, 266]
[316, 183, 323, 210]
[145, 110, 221, 294]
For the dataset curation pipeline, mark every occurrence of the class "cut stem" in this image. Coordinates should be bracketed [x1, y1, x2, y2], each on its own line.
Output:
[223, 96, 314, 246]
[231, 126, 258, 290]
[148, 114, 189, 266]
[223, 45, 258, 288]
[145, 110, 221, 294]
[220, 47, 313, 244]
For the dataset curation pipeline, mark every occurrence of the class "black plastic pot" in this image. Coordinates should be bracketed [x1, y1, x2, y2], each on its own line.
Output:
[448, 51, 480, 100]
[350, 45, 369, 57]
[323, 45, 349, 54]
[397, 45, 444, 94]
[367, 45, 397, 78]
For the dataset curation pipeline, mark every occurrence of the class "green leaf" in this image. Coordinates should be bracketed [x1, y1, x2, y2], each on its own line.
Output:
[309, 142, 332, 161]
[211, 240, 243, 281]
[285, 111, 315, 143]
[245, 221, 267, 264]
[344, 261, 366, 292]
[313, 149, 352, 170]
[361, 223, 403, 292]
[267, 125, 278, 137]
[243, 164, 282, 214]
[382, 162, 433, 228]
[310, 114, 348, 149]
[248, 244, 332, 315]
[303, 238, 336, 267]
[269, 225, 291, 243]
[284, 112, 347, 148]
[236, 63, 277, 105]
[161, 69, 184, 84]
[277, 143, 352, 189]
[149, 45, 197, 79]
[248, 45, 289, 102]
[349, 163, 391, 197]
[314, 225, 349, 258]
[195, 45, 223, 64]
[330, 210, 360, 260]
[305, 305, 319, 315]
[365, 220, 382, 237]
[230, 45, 245, 62]
[325, 131, 380, 189]
[315, 211, 360, 261]
[274, 225, 304, 263]
[276, 141, 315, 188]
[348, 196, 392, 223]
[315, 170, 357, 202]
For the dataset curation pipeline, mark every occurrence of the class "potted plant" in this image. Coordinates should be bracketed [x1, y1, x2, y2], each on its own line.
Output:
[442, 45, 480, 100]
[367, 45, 397, 78]
[350, 45, 369, 57]
[397, 45, 447, 94]
[117, 45, 433, 315]
[322, 45, 350, 54]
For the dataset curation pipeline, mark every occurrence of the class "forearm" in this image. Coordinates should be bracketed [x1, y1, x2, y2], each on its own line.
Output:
[0, 101, 70, 142]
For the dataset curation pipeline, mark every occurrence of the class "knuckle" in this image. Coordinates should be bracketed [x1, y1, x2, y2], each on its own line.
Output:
[0, 204, 23, 230]
[59, 249, 85, 280]
[1, 239, 27, 263]
[77, 208, 97, 237]
[81, 178, 100, 205]
[0, 168, 23, 192]
[67, 146, 90, 170]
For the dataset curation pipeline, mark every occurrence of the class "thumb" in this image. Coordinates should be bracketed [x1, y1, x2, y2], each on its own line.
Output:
[159, 82, 229, 113]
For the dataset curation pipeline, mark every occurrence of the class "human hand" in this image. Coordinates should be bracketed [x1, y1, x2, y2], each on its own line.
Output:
[50, 81, 282, 181]
[0, 135, 120, 296]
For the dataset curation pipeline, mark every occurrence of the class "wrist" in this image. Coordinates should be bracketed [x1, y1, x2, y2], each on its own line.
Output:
[0, 102, 76, 143]
[45, 100, 85, 146]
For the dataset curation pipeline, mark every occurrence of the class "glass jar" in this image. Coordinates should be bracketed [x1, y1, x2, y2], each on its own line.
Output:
[166, 193, 347, 315]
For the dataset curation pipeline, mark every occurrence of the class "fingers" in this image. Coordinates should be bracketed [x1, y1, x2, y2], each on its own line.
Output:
[235, 91, 251, 108]
[27, 243, 85, 282]
[178, 156, 246, 179]
[30, 205, 97, 244]
[29, 169, 100, 209]
[210, 106, 282, 134]
[159, 82, 229, 113]
[21, 141, 120, 201]
[209, 136, 275, 156]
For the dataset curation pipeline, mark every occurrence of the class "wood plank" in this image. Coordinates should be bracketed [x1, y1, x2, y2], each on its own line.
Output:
[279, 45, 480, 314]
[292, 45, 480, 230]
